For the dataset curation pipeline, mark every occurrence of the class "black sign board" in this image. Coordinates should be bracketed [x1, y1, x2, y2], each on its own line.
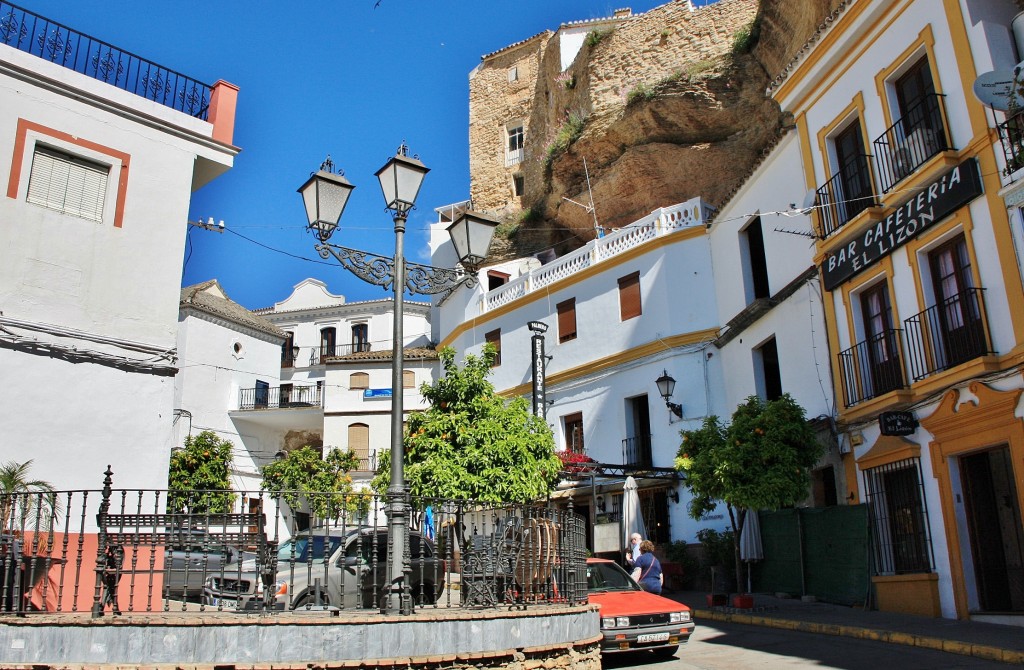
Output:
[879, 411, 918, 436]
[822, 158, 983, 291]
[531, 334, 547, 419]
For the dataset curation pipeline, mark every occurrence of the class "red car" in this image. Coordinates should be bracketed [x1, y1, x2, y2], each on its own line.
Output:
[586, 557, 695, 656]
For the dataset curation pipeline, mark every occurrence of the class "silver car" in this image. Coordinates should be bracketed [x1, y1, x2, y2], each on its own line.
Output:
[205, 528, 444, 610]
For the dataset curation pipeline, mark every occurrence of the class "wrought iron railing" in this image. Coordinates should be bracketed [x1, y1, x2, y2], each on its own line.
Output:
[0, 1, 212, 119]
[621, 435, 652, 468]
[997, 108, 1024, 176]
[815, 154, 876, 238]
[238, 385, 321, 411]
[903, 287, 990, 382]
[837, 328, 906, 407]
[0, 470, 588, 615]
[872, 94, 949, 193]
[319, 343, 372, 361]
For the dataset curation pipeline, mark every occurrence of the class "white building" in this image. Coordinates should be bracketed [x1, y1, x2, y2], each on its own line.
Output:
[763, 0, 1024, 621]
[433, 200, 731, 553]
[0, 6, 237, 492]
[253, 279, 437, 498]
[176, 280, 286, 495]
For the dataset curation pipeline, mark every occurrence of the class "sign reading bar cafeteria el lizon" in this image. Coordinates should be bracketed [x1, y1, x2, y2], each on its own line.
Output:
[821, 158, 983, 291]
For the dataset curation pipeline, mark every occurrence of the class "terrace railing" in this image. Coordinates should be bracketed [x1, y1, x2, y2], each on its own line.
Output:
[903, 287, 990, 382]
[872, 94, 949, 193]
[238, 385, 321, 411]
[0, 1, 211, 119]
[837, 328, 906, 407]
[483, 198, 714, 313]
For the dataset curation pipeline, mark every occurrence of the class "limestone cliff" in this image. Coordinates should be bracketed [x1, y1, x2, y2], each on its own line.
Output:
[490, 0, 846, 261]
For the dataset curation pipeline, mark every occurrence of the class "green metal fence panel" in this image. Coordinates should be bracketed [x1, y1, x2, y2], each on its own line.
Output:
[802, 505, 870, 606]
[752, 505, 869, 606]
[753, 509, 802, 596]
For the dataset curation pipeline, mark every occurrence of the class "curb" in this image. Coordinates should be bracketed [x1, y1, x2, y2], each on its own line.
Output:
[692, 608, 1024, 665]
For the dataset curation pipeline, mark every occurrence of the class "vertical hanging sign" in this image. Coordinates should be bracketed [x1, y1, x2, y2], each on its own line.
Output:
[531, 332, 547, 418]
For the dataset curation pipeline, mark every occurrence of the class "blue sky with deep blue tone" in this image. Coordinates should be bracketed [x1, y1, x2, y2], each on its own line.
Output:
[25, 0, 718, 309]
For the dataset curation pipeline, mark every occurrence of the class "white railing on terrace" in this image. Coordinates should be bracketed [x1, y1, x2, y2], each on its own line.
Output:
[506, 147, 524, 167]
[482, 198, 713, 313]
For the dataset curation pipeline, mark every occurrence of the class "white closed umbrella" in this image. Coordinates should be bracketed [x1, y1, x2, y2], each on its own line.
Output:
[623, 476, 647, 551]
[739, 509, 763, 593]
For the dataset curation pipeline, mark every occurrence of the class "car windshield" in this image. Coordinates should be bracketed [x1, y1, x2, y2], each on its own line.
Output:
[277, 535, 342, 562]
[587, 561, 640, 592]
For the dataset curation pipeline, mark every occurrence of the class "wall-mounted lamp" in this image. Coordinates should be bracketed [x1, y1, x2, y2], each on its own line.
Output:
[655, 370, 683, 421]
[596, 495, 606, 513]
[668, 489, 680, 504]
[291, 345, 300, 361]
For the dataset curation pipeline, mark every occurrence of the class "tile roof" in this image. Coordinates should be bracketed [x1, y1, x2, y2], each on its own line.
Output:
[325, 346, 440, 364]
[180, 280, 286, 339]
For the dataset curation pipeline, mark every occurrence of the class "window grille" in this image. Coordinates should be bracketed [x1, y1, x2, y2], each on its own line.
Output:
[27, 145, 109, 222]
[863, 457, 934, 574]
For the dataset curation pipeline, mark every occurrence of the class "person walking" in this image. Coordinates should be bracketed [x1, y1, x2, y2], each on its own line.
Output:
[631, 540, 663, 594]
[626, 533, 642, 568]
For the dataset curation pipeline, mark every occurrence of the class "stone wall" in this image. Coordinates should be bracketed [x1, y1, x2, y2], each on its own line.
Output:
[467, 0, 842, 261]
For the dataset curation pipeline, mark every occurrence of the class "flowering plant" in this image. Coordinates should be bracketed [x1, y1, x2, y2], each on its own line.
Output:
[558, 450, 597, 474]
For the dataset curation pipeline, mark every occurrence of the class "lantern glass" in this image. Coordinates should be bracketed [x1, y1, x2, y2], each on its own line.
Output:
[655, 370, 677, 400]
[376, 152, 429, 214]
[298, 170, 354, 242]
[447, 211, 498, 269]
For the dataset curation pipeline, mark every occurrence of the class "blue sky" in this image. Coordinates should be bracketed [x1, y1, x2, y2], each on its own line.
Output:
[26, 0, 707, 309]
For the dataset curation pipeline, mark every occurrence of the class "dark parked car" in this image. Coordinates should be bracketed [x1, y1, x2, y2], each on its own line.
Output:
[162, 529, 238, 600]
[586, 558, 694, 656]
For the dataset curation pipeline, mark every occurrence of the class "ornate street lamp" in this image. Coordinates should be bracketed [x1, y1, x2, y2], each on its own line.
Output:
[298, 144, 497, 614]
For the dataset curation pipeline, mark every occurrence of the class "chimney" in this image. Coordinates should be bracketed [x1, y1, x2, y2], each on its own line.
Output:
[613, 8, 631, 18]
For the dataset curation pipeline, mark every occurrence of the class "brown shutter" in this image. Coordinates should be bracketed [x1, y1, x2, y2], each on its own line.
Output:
[403, 370, 415, 389]
[485, 329, 502, 366]
[557, 298, 577, 342]
[619, 272, 641, 320]
[348, 423, 370, 464]
[350, 372, 369, 389]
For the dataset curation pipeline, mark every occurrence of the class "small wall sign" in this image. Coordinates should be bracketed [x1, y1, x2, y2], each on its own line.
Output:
[363, 388, 393, 399]
[879, 411, 918, 436]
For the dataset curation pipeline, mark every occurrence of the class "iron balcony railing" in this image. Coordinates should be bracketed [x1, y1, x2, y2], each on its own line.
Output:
[903, 287, 990, 382]
[319, 342, 372, 362]
[872, 94, 949, 193]
[997, 108, 1024, 176]
[815, 154, 877, 238]
[0, 468, 588, 615]
[238, 385, 321, 411]
[621, 435, 653, 469]
[838, 328, 907, 407]
[0, 1, 211, 119]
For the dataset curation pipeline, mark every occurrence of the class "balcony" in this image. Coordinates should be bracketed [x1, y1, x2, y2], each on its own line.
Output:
[815, 154, 877, 238]
[903, 288, 990, 382]
[622, 435, 653, 469]
[838, 329, 907, 407]
[872, 94, 950, 193]
[0, 1, 211, 119]
[997, 109, 1024, 176]
[238, 385, 321, 411]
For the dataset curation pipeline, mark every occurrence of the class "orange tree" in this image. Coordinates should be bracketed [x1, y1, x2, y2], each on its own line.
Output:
[675, 394, 822, 590]
[372, 345, 560, 504]
[262, 446, 368, 523]
[167, 431, 235, 514]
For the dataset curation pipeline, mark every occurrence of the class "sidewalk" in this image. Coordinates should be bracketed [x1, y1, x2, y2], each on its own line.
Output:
[666, 591, 1024, 665]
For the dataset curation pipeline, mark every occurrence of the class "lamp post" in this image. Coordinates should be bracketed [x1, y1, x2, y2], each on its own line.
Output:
[298, 145, 497, 614]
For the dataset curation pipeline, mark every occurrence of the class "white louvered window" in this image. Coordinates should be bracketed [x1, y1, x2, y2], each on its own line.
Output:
[26, 145, 109, 223]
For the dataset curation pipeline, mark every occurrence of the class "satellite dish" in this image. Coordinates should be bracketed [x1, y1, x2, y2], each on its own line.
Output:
[973, 69, 1023, 111]
[784, 190, 818, 217]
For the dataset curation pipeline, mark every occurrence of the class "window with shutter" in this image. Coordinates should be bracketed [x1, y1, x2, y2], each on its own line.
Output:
[26, 145, 109, 222]
[557, 298, 576, 343]
[618, 272, 642, 321]
[403, 370, 415, 388]
[350, 372, 369, 390]
[485, 329, 501, 366]
[348, 423, 370, 466]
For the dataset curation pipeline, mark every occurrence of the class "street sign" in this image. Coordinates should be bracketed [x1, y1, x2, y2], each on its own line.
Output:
[363, 388, 393, 398]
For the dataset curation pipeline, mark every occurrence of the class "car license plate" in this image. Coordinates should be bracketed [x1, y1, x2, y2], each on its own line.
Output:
[213, 598, 236, 608]
[637, 632, 670, 644]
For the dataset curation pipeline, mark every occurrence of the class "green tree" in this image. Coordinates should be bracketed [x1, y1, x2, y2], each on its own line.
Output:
[676, 394, 823, 590]
[372, 345, 561, 503]
[261, 446, 368, 523]
[167, 431, 236, 515]
[0, 460, 58, 533]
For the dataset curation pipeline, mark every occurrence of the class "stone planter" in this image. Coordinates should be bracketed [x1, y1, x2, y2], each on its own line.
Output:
[706, 593, 728, 607]
[731, 594, 754, 609]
